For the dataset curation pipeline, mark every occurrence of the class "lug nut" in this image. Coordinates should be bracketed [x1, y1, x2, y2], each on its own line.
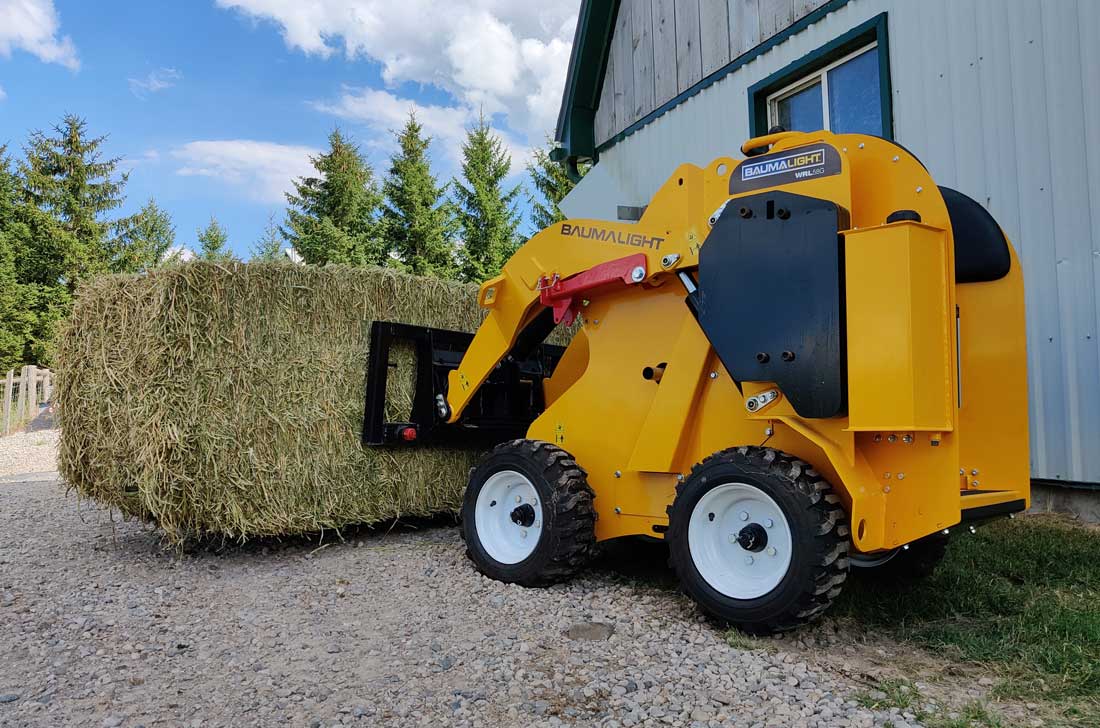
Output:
[739, 511, 749, 521]
[780, 350, 796, 362]
[744, 556, 754, 565]
[764, 519, 773, 528]
[739, 207, 753, 219]
[766, 547, 776, 556]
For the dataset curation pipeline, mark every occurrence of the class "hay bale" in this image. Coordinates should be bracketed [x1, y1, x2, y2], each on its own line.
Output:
[56, 262, 485, 543]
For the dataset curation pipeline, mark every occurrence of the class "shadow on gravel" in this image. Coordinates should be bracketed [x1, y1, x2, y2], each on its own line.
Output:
[93, 512, 464, 565]
[591, 536, 678, 590]
[93, 508, 682, 591]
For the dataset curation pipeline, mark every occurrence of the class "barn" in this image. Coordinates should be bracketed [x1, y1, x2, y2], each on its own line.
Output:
[553, 0, 1100, 499]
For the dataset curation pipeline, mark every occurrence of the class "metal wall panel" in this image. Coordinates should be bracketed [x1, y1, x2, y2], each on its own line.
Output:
[560, 0, 1100, 484]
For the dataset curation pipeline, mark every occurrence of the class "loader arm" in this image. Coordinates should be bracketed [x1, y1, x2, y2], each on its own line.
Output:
[444, 216, 696, 423]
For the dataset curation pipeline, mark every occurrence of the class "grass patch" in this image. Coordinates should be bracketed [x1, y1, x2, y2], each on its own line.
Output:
[853, 678, 921, 711]
[854, 679, 1006, 727]
[835, 515, 1100, 715]
[724, 629, 774, 652]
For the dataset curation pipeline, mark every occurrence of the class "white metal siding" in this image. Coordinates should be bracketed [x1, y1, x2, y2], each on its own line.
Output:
[560, 0, 1100, 484]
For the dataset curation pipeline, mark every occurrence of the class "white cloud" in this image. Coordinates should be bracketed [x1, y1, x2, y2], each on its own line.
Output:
[0, 85, 6, 101]
[312, 86, 532, 175]
[173, 140, 319, 203]
[162, 246, 196, 264]
[120, 149, 161, 170]
[215, 0, 577, 144]
[0, 0, 79, 70]
[129, 67, 182, 98]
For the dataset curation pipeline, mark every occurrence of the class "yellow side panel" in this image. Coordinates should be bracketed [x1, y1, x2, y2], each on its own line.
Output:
[846, 222, 954, 432]
[955, 246, 1030, 501]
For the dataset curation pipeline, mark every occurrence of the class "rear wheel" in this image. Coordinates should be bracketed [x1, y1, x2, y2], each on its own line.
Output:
[461, 439, 597, 587]
[668, 446, 849, 634]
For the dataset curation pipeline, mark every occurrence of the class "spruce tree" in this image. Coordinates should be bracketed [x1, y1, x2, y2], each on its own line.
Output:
[19, 114, 129, 288]
[527, 140, 589, 232]
[1, 143, 69, 368]
[283, 129, 383, 266]
[0, 147, 34, 370]
[452, 114, 521, 283]
[197, 216, 236, 262]
[381, 112, 456, 278]
[250, 215, 283, 261]
[111, 198, 176, 272]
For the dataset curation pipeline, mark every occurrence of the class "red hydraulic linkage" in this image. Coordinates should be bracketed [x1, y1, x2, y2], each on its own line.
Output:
[538, 253, 648, 326]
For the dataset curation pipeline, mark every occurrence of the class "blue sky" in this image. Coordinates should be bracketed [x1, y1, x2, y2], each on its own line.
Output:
[0, 0, 579, 257]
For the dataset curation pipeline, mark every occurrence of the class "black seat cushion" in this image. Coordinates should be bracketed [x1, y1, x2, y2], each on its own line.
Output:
[939, 186, 1011, 283]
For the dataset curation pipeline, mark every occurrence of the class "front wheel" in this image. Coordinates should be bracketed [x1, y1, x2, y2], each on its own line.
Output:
[667, 446, 849, 634]
[461, 439, 597, 587]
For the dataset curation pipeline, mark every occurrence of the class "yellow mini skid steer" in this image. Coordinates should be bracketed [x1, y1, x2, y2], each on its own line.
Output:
[363, 130, 1029, 634]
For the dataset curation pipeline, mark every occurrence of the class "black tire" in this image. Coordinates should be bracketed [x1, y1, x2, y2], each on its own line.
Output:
[461, 439, 597, 587]
[667, 446, 849, 634]
[850, 532, 950, 582]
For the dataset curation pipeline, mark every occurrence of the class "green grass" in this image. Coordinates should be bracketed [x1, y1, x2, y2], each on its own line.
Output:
[835, 515, 1100, 714]
[853, 678, 1006, 727]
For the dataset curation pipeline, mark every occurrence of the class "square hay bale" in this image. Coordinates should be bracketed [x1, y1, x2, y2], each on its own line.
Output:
[56, 262, 486, 543]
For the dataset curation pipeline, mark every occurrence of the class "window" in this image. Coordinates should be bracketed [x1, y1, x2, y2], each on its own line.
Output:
[748, 14, 892, 140]
[767, 44, 882, 136]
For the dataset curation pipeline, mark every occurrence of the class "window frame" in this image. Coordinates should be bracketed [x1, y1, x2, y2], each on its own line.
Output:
[766, 41, 879, 133]
[748, 13, 893, 140]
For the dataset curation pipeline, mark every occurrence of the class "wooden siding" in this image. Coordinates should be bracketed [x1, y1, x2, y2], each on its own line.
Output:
[594, 0, 832, 145]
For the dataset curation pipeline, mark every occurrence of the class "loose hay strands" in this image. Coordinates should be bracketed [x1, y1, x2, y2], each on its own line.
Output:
[56, 262, 486, 544]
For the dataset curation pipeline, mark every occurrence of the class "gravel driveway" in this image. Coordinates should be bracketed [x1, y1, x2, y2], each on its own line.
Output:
[1, 449, 920, 727]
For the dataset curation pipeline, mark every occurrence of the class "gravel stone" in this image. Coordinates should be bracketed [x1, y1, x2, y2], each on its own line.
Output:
[1, 435, 914, 727]
[0, 427, 57, 477]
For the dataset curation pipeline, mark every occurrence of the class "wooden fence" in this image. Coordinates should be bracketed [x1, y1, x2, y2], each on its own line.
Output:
[2, 366, 53, 436]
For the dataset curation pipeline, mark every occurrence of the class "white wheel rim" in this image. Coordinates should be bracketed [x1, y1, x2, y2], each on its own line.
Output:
[687, 482, 793, 599]
[474, 470, 544, 564]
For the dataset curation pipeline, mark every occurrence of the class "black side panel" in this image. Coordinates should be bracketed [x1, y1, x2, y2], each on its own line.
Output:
[940, 186, 1011, 283]
[695, 191, 847, 419]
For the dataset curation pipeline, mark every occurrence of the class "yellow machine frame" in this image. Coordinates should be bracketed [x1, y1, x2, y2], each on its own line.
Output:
[445, 131, 1029, 555]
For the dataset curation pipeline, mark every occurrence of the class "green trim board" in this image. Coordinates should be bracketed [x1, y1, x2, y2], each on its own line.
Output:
[747, 13, 893, 139]
[553, 0, 621, 167]
[586, 0, 854, 159]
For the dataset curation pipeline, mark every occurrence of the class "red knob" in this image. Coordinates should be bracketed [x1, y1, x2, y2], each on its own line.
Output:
[400, 427, 418, 442]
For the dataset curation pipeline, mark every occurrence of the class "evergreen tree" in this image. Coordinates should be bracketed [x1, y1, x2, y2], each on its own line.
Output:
[452, 114, 521, 283]
[197, 216, 235, 262]
[381, 112, 456, 278]
[283, 129, 383, 266]
[250, 215, 283, 261]
[19, 114, 129, 289]
[0, 147, 35, 370]
[110, 198, 176, 273]
[527, 139, 589, 232]
[0, 234, 34, 371]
